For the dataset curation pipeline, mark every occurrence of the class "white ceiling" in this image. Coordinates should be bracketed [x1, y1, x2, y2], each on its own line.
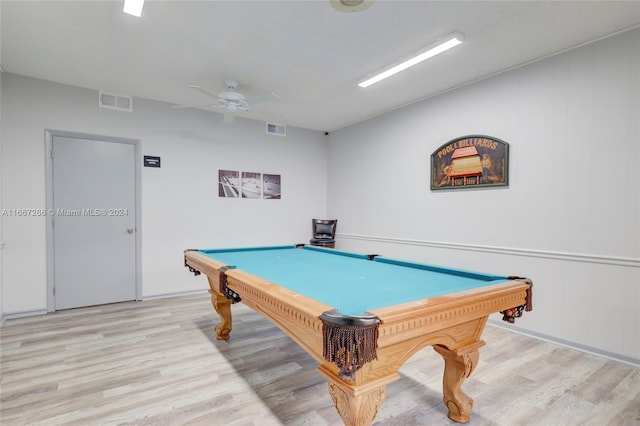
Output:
[2, 1, 639, 132]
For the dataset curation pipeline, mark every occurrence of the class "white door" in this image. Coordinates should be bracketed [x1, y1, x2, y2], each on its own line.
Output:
[52, 136, 137, 310]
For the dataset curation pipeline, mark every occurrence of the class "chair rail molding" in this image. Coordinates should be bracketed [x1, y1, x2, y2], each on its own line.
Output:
[337, 234, 639, 268]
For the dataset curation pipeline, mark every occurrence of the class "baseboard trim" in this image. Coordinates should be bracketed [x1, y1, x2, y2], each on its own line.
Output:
[487, 319, 640, 367]
[0, 290, 208, 323]
[337, 234, 639, 268]
[0, 309, 48, 324]
[142, 289, 207, 301]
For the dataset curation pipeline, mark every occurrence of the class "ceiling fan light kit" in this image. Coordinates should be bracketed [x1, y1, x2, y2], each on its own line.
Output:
[216, 81, 251, 115]
[358, 31, 465, 88]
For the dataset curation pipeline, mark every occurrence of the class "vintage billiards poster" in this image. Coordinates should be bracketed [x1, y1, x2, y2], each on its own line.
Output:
[218, 169, 240, 197]
[241, 172, 262, 198]
[431, 135, 509, 190]
[263, 174, 281, 199]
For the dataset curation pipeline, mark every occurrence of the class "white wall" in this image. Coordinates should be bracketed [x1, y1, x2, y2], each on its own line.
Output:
[328, 29, 640, 363]
[0, 0, 4, 321]
[0, 78, 4, 321]
[1, 73, 328, 314]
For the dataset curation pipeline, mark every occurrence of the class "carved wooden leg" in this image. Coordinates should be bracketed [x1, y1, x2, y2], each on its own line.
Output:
[327, 381, 387, 426]
[316, 366, 399, 426]
[208, 289, 232, 340]
[433, 342, 484, 423]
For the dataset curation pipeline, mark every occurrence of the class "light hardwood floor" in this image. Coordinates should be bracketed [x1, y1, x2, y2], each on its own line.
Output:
[1, 294, 638, 426]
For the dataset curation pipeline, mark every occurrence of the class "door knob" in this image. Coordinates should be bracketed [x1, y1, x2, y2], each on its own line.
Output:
[126, 227, 134, 234]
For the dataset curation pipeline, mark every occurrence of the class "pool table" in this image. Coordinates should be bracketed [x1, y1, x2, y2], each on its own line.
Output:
[184, 244, 532, 425]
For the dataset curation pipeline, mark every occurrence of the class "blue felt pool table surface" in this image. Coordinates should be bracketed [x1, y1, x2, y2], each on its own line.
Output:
[197, 245, 510, 316]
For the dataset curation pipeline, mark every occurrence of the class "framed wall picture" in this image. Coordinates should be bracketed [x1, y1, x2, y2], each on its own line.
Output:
[218, 170, 281, 199]
[242, 172, 262, 198]
[431, 135, 509, 190]
[218, 169, 240, 197]
[263, 174, 281, 199]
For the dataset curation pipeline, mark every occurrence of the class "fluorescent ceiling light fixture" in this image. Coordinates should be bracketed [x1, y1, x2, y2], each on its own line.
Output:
[123, 0, 144, 17]
[358, 32, 464, 88]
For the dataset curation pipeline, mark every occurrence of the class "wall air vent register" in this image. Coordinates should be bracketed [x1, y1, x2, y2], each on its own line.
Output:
[99, 91, 133, 112]
[266, 122, 286, 136]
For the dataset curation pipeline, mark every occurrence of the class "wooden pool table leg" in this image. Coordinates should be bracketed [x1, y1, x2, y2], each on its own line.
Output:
[433, 341, 484, 423]
[319, 366, 398, 426]
[327, 381, 387, 426]
[207, 278, 232, 340]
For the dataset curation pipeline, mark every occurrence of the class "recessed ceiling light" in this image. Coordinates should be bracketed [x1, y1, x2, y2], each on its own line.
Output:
[358, 32, 465, 88]
[330, 0, 374, 13]
[123, 0, 144, 17]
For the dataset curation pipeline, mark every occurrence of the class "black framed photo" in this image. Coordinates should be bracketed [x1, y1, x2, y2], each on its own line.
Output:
[242, 171, 261, 198]
[218, 169, 240, 197]
[263, 174, 281, 199]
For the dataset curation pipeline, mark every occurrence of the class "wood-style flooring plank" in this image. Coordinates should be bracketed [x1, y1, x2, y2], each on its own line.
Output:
[1, 294, 638, 425]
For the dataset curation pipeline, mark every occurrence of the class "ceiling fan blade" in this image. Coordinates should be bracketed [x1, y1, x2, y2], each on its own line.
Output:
[172, 104, 216, 109]
[188, 84, 219, 99]
[223, 111, 235, 124]
[245, 92, 279, 105]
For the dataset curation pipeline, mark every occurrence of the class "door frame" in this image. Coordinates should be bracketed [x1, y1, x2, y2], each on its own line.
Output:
[45, 129, 142, 312]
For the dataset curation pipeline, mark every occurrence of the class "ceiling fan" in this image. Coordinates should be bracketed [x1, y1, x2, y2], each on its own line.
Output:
[176, 79, 278, 124]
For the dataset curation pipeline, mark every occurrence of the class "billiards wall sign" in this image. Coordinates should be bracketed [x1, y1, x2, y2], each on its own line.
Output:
[430, 135, 509, 190]
[218, 169, 281, 199]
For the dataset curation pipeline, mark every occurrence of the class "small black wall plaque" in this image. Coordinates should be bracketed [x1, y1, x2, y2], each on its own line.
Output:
[144, 156, 161, 168]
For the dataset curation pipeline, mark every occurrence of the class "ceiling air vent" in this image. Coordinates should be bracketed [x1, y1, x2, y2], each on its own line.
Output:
[330, 0, 374, 12]
[99, 91, 132, 112]
[266, 122, 286, 136]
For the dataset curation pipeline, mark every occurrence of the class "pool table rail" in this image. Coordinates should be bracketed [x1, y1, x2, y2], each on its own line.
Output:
[371, 279, 531, 345]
